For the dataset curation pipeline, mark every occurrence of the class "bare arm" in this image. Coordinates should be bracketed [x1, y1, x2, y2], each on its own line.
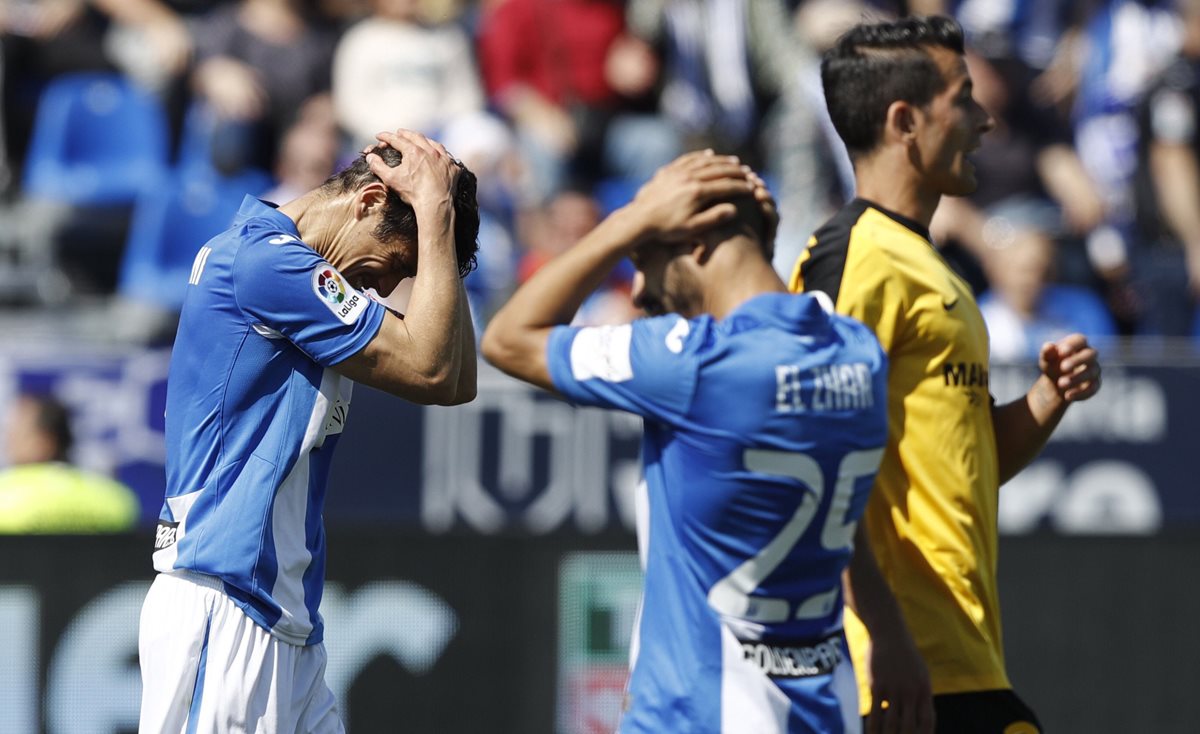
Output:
[481, 151, 756, 390]
[453, 278, 478, 403]
[844, 524, 933, 734]
[1149, 141, 1200, 291]
[930, 196, 989, 258]
[1036, 143, 1105, 234]
[335, 130, 474, 405]
[993, 334, 1101, 484]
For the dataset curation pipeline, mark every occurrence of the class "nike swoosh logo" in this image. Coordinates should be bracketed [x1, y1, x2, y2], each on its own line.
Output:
[268, 235, 298, 245]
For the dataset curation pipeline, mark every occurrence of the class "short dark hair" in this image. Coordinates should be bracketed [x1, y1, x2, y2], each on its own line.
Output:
[322, 145, 480, 278]
[27, 394, 73, 461]
[698, 193, 772, 261]
[821, 15, 966, 159]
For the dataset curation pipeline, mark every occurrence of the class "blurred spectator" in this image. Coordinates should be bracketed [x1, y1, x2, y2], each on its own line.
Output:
[262, 102, 341, 204]
[477, 0, 680, 203]
[440, 112, 520, 325]
[332, 0, 485, 151]
[932, 50, 1107, 292]
[1067, 0, 1179, 296]
[856, 0, 945, 15]
[1133, 0, 1200, 336]
[765, 0, 863, 277]
[189, 0, 337, 174]
[0, 392, 139, 533]
[626, 0, 794, 170]
[977, 202, 1117, 362]
[951, 0, 1074, 70]
[1, 0, 192, 184]
[0, 1, 193, 302]
[516, 185, 637, 326]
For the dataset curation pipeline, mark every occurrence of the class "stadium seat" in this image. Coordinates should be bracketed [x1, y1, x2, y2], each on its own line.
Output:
[118, 168, 274, 310]
[22, 72, 170, 205]
[593, 176, 644, 216]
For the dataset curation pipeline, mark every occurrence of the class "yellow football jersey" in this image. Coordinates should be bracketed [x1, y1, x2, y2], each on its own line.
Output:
[789, 199, 1009, 712]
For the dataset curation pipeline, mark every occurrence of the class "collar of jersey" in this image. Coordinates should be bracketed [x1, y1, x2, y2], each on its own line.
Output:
[234, 195, 300, 237]
[723, 292, 832, 337]
[854, 197, 932, 242]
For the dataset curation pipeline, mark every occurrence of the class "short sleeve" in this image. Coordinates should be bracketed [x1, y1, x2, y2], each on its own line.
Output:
[232, 234, 385, 366]
[545, 315, 704, 423]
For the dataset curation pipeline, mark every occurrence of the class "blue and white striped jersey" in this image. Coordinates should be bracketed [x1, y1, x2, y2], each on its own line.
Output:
[153, 196, 385, 646]
[547, 293, 888, 733]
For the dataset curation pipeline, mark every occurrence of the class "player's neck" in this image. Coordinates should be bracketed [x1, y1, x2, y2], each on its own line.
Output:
[702, 247, 787, 320]
[852, 156, 941, 229]
[278, 190, 350, 263]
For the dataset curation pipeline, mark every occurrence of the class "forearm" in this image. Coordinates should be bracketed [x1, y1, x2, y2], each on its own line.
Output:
[1151, 142, 1200, 246]
[393, 202, 467, 391]
[843, 524, 909, 640]
[510, 210, 639, 327]
[931, 196, 989, 258]
[453, 279, 478, 403]
[482, 208, 642, 389]
[1037, 144, 1104, 229]
[993, 375, 1067, 485]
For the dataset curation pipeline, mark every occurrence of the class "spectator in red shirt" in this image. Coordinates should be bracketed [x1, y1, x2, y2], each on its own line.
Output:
[477, 0, 679, 203]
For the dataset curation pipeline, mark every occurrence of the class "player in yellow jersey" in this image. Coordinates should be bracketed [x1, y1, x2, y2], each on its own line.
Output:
[790, 16, 1103, 734]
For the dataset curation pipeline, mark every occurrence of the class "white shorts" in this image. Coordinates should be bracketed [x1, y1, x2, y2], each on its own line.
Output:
[138, 571, 344, 734]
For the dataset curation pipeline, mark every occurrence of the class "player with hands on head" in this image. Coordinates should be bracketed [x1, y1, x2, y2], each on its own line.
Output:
[138, 128, 479, 733]
[791, 15, 1102, 734]
[483, 149, 891, 733]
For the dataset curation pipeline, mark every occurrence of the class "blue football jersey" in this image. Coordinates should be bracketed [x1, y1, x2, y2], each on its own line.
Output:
[547, 293, 888, 733]
[153, 196, 385, 646]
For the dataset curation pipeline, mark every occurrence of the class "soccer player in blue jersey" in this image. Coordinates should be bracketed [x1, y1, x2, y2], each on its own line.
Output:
[482, 150, 890, 733]
[137, 129, 479, 733]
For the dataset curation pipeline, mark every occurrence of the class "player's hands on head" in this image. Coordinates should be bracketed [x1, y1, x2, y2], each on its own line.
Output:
[626, 149, 756, 248]
[747, 169, 779, 251]
[864, 635, 935, 734]
[1039, 334, 1101, 402]
[366, 129, 462, 212]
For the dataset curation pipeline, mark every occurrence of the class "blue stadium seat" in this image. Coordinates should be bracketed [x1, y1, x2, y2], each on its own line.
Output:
[175, 101, 228, 174]
[593, 176, 644, 216]
[118, 168, 274, 309]
[22, 72, 170, 205]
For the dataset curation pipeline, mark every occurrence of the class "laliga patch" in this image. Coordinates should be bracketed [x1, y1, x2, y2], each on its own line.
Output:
[312, 264, 367, 325]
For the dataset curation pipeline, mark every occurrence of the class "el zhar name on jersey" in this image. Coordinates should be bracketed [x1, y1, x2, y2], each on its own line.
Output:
[774, 362, 875, 413]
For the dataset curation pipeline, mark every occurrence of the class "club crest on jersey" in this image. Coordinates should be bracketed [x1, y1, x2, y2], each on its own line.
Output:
[312, 265, 366, 325]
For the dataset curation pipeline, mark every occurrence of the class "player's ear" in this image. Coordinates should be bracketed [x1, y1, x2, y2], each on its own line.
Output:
[692, 240, 714, 264]
[356, 182, 389, 220]
[885, 100, 918, 145]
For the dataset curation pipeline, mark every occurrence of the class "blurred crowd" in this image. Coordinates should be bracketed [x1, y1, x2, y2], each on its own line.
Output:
[1, 0, 1199, 358]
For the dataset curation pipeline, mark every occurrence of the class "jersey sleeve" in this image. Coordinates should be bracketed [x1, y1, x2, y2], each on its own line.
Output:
[232, 233, 385, 366]
[545, 315, 703, 423]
